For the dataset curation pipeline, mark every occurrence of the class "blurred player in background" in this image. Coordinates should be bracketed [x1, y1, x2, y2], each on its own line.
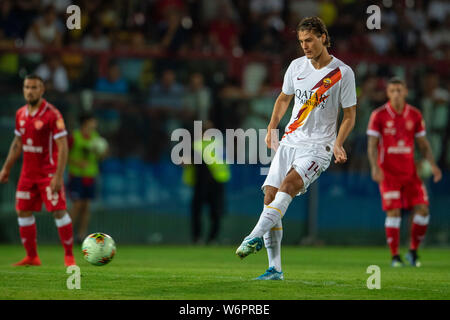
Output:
[182, 120, 230, 245]
[235, 17, 357, 280]
[68, 112, 108, 244]
[0, 75, 75, 267]
[367, 77, 442, 267]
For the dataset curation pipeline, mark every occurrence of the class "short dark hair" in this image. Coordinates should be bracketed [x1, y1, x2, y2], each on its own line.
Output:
[387, 77, 407, 87]
[296, 16, 331, 47]
[24, 74, 44, 84]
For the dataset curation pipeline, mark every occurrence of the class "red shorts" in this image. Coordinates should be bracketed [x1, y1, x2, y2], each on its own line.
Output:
[16, 175, 67, 212]
[379, 173, 429, 211]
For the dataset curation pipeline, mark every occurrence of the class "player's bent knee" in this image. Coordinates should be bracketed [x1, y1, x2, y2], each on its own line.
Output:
[16, 210, 33, 218]
[279, 180, 303, 197]
[279, 168, 304, 196]
[414, 205, 429, 216]
[52, 210, 67, 219]
[386, 209, 401, 217]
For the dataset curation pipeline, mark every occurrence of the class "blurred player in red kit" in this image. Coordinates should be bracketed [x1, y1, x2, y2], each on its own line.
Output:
[367, 77, 442, 267]
[0, 75, 76, 267]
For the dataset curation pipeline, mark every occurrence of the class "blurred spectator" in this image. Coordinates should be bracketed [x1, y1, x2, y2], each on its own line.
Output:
[61, 36, 84, 83]
[81, 25, 110, 51]
[180, 30, 212, 55]
[393, 14, 418, 56]
[318, 0, 338, 27]
[368, 27, 393, 56]
[148, 69, 184, 109]
[98, 1, 121, 29]
[405, 0, 427, 31]
[201, 0, 238, 23]
[41, 0, 72, 14]
[250, 0, 283, 16]
[427, 0, 450, 23]
[184, 72, 212, 121]
[347, 21, 372, 55]
[155, 0, 185, 22]
[421, 19, 446, 51]
[157, 8, 187, 53]
[208, 2, 240, 55]
[23, 4, 63, 49]
[289, 0, 319, 19]
[0, 0, 22, 41]
[420, 72, 449, 161]
[34, 55, 69, 92]
[250, 0, 284, 31]
[95, 62, 129, 94]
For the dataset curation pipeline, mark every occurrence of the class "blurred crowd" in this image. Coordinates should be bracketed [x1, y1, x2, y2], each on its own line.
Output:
[0, 0, 449, 59]
[0, 0, 449, 169]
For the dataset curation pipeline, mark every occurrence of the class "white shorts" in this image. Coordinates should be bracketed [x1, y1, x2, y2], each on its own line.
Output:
[262, 143, 332, 196]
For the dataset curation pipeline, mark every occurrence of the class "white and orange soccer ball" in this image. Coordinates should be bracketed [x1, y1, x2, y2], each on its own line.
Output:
[82, 233, 116, 266]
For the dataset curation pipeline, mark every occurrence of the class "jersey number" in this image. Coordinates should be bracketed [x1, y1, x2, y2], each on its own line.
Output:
[45, 186, 59, 206]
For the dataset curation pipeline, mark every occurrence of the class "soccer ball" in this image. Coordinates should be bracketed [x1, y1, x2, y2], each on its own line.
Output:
[91, 136, 108, 156]
[82, 233, 116, 266]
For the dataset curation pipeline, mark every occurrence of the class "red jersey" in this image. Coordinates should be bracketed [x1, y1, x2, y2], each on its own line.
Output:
[15, 99, 67, 180]
[367, 102, 426, 179]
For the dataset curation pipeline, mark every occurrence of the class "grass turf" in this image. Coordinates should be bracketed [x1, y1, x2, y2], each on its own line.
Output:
[0, 244, 449, 300]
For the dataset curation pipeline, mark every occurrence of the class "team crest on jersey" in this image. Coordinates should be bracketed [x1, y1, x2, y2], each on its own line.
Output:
[34, 120, 44, 130]
[386, 120, 394, 128]
[19, 120, 25, 127]
[406, 120, 414, 131]
[323, 78, 332, 88]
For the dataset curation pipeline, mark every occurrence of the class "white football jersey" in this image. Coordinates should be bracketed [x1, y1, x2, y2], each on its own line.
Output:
[280, 55, 357, 148]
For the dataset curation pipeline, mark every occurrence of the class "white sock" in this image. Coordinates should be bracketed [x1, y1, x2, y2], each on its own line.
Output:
[18, 216, 36, 227]
[264, 220, 283, 272]
[249, 192, 292, 238]
[55, 213, 72, 228]
[385, 217, 401, 228]
[413, 214, 430, 226]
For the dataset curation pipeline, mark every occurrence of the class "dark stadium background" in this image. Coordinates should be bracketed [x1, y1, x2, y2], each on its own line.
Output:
[0, 0, 448, 247]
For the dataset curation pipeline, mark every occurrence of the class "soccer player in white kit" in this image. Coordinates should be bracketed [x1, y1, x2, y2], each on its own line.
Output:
[235, 17, 357, 280]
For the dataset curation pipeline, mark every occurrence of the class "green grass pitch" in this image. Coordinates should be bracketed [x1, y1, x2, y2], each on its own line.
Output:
[0, 244, 449, 300]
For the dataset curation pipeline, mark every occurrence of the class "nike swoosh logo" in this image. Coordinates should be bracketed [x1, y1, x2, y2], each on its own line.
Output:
[297, 77, 305, 80]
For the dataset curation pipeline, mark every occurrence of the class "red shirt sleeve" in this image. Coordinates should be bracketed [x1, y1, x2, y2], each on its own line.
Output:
[414, 111, 426, 137]
[50, 109, 68, 140]
[367, 110, 381, 137]
[14, 109, 22, 137]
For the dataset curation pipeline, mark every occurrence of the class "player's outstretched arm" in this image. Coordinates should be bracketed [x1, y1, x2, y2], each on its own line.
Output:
[0, 136, 22, 183]
[266, 92, 293, 150]
[334, 105, 356, 164]
[50, 136, 69, 193]
[416, 136, 442, 183]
